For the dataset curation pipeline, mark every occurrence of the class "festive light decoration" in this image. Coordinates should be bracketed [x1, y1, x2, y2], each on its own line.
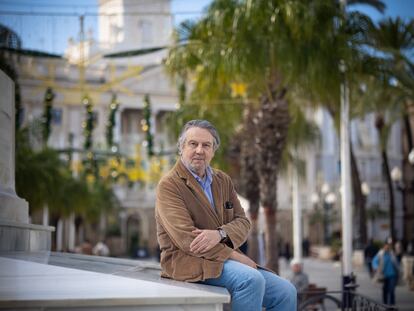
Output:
[142, 94, 154, 157]
[230, 82, 247, 98]
[42, 87, 55, 146]
[81, 94, 99, 179]
[83, 95, 94, 150]
[106, 94, 119, 149]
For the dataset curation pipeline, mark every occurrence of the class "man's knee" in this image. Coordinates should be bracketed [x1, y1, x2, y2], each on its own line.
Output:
[282, 279, 297, 304]
[238, 269, 266, 294]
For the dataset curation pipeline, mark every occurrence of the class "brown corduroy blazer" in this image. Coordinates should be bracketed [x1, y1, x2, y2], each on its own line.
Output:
[155, 160, 251, 282]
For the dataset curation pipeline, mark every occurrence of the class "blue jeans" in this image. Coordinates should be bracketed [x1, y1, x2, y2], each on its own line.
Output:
[201, 259, 297, 311]
[382, 276, 398, 305]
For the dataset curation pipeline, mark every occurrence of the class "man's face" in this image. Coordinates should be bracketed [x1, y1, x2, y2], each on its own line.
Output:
[292, 263, 302, 273]
[181, 127, 215, 177]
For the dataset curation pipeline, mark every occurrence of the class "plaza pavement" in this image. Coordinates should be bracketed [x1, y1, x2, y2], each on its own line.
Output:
[278, 257, 414, 311]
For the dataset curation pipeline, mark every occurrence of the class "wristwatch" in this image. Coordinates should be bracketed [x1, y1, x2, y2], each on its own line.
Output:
[217, 228, 227, 243]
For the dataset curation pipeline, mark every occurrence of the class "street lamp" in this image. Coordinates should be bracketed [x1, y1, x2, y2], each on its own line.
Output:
[391, 166, 402, 184]
[361, 182, 370, 197]
[391, 166, 414, 245]
[356, 182, 370, 249]
[311, 193, 320, 205]
[390, 166, 414, 192]
[311, 183, 337, 246]
[321, 183, 330, 195]
[324, 192, 337, 245]
[409, 149, 414, 165]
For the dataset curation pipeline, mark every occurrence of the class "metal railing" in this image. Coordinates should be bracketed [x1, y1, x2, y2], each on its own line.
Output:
[298, 290, 398, 311]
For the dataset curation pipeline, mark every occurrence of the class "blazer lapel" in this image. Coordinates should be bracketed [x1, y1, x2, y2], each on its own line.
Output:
[175, 160, 221, 225]
[211, 173, 224, 225]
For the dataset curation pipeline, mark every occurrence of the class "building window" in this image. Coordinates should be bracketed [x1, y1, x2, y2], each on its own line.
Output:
[121, 109, 143, 135]
[110, 23, 122, 43]
[138, 20, 153, 45]
[52, 108, 62, 125]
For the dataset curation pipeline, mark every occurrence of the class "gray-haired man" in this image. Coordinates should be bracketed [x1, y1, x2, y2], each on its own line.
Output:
[156, 119, 297, 311]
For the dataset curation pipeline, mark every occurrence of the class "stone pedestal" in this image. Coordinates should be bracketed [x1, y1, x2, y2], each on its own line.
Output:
[0, 70, 54, 253]
[0, 220, 53, 253]
[0, 70, 29, 224]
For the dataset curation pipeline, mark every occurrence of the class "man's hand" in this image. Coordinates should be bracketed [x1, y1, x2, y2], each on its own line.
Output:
[190, 229, 221, 254]
[230, 250, 257, 269]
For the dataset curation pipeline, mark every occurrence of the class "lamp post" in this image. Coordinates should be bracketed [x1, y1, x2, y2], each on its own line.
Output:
[409, 149, 414, 165]
[324, 192, 337, 245]
[358, 182, 370, 248]
[311, 183, 337, 246]
[391, 166, 402, 186]
[321, 183, 330, 246]
[310, 192, 322, 244]
[391, 166, 414, 244]
[361, 182, 370, 197]
[292, 163, 302, 262]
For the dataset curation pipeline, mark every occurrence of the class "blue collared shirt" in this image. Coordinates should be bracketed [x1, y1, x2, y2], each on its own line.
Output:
[183, 162, 215, 209]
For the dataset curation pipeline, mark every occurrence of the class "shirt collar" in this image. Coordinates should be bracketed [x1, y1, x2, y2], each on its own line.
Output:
[181, 159, 213, 186]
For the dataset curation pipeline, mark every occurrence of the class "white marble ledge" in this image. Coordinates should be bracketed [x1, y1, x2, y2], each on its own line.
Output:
[0, 220, 55, 232]
[0, 257, 229, 309]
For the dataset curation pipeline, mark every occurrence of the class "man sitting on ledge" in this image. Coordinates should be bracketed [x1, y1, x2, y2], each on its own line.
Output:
[155, 119, 297, 311]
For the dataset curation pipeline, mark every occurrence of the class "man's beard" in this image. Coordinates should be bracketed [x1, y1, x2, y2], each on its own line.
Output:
[189, 159, 206, 176]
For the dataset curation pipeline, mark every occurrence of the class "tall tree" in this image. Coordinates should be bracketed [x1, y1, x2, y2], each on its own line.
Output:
[362, 17, 414, 242]
[165, 0, 383, 272]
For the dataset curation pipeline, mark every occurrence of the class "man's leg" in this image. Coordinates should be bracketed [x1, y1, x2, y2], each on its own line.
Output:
[389, 276, 397, 305]
[258, 268, 297, 311]
[201, 260, 265, 311]
[382, 278, 389, 304]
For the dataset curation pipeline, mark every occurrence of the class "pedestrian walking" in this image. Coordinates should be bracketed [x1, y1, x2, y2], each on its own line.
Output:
[302, 238, 310, 257]
[394, 240, 403, 263]
[364, 239, 379, 278]
[372, 239, 400, 305]
[155, 120, 297, 311]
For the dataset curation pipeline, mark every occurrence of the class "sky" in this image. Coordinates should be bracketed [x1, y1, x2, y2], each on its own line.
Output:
[0, 0, 413, 55]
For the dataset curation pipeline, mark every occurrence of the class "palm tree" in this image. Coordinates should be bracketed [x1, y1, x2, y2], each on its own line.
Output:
[165, 0, 384, 272]
[361, 17, 414, 242]
[239, 104, 261, 262]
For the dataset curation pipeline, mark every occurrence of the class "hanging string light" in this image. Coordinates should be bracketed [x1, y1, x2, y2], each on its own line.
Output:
[142, 94, 154, 157]
[106, 93, 119, 150]
[42, 87, 55, 147]
[82, 94, 94, 150]
[82, 94, 97, 180]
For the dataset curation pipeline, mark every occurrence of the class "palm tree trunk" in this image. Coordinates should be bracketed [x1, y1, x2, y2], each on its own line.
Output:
[264, 207, 278, 270]
[403, 113, 413, 151]
[402, 112, 414, 243]
[350, 143, 367, 248]
[382, 150, 396, 242]
[240, 104, 261, 262]
[255, 86, 290, 273]
[248, 210, 260, 263]
[375, 113, 396, 242]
